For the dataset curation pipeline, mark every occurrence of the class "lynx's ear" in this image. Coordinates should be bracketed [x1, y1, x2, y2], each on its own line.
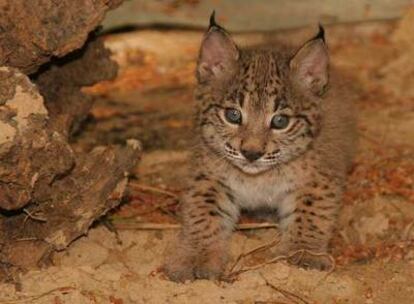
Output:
[196, 11, 239, 84]
[290, 25, 329, 96]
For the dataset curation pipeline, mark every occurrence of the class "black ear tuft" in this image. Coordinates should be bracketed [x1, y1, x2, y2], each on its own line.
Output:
[208, 10, 226, 32]
[209, 10, 217, 28]
[313, 24, 326, 43]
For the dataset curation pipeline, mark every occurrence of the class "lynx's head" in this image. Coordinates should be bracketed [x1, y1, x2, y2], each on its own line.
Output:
[195, 13, 329, 175]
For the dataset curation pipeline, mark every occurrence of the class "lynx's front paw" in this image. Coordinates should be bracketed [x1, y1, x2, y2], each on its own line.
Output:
[287, 250, 334, 271]
[162, 251, 196, 282]
[193, 253, 227, 280]
[163, 246, 227, 282]
[275, 242, 334, 271]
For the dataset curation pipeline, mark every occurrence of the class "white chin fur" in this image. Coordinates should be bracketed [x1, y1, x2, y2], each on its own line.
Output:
[237, 163, 269, 175]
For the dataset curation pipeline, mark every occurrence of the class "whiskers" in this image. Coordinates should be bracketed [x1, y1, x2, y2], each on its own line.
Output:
[192, 141, 236, 171]
[224, 143, 285, 174]
[224, 143, 244, 161]
[258, 149, 281, 166]
[187, 138, 283, 175]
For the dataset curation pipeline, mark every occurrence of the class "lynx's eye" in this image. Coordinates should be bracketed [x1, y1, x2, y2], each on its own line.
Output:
[224, 108, 242, 124]
[271, 114, 290, 129]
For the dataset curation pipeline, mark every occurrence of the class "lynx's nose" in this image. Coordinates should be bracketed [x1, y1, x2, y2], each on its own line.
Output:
[241, 149, 264, 162]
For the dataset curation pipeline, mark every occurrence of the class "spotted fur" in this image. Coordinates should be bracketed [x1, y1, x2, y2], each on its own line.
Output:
[163, 16, 356, 282]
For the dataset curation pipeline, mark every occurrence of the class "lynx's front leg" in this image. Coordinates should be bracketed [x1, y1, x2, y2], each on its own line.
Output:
[277, 174, 342, 271]
[163, 174, 238, 282]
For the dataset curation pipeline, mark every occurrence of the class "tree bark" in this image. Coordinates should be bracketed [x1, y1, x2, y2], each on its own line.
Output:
[0, 0, 142, 279]
[0, 0, 122, 74]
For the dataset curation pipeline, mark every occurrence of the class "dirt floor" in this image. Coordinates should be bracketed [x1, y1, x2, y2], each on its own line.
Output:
[1, 12, 414, 304]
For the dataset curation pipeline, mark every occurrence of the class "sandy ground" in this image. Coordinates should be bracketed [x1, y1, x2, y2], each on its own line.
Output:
[1, 11, 414, 304]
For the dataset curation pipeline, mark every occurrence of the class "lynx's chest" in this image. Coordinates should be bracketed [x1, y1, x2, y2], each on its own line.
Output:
[227, 172, 297, 210]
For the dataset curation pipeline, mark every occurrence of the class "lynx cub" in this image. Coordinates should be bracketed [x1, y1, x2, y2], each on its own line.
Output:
[164, 13, 355, 282]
